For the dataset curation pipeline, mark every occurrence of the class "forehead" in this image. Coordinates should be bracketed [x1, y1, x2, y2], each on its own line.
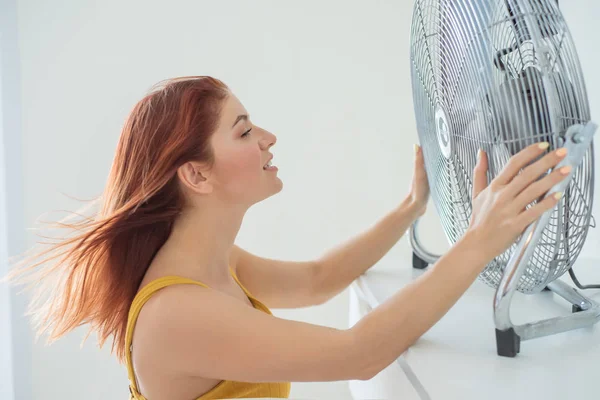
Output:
[219, 94, 248, 128]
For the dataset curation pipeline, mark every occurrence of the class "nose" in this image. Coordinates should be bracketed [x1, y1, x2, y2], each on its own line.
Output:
[258, 128, 277, 150]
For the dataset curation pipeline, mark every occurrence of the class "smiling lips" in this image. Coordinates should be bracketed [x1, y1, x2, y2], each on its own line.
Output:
[263, 156, 277, 171]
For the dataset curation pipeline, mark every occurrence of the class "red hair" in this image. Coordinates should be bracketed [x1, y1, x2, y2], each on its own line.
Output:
[5, 76, 229, 362]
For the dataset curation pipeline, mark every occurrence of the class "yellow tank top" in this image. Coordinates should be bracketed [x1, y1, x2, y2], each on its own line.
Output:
[125, 267, 292, 399]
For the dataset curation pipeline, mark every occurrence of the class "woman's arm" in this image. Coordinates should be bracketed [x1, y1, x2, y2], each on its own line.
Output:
[230, 202, 418, 309]
[314, 198, 421, 304]
[143, 232, 485, 383]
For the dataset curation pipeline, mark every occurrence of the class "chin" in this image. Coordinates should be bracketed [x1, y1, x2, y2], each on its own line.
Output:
[259, 179, 283, 202]
[268, 181, 284, 198]
[273, 177, 283, 192]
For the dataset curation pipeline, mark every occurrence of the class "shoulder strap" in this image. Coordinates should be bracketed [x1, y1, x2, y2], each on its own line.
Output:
[229, 266, 272, 315]
[125, 276, 210, 397]
[228, 266, 256, 300]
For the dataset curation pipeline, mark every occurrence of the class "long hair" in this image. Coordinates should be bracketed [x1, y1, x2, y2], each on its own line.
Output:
[4, 76, 229, 362]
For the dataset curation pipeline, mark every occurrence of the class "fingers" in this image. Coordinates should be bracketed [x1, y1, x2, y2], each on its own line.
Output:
[512, 164, 571, 211]
[516, 190, 563, 230]
[472, 149, 489, 200]
[494, 142, 552, 186]
[505, 147, 568, 198]
[413, 144, 427, 183]
[414, 144, 422, 164]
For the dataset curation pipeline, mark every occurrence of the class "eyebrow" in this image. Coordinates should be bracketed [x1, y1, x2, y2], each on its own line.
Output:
[232, 114, 249, 128]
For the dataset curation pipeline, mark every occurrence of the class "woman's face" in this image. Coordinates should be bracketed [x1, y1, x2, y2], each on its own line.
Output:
[207, 93, 282, 206]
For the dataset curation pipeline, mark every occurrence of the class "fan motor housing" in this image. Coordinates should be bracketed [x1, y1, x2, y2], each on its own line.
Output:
[435, 106, 452, 158]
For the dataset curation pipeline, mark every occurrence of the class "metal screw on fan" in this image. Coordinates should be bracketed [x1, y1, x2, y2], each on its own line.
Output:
[407, 0, 599, 357]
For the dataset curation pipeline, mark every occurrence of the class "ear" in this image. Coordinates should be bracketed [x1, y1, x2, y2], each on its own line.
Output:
[177, 162, 213, 195]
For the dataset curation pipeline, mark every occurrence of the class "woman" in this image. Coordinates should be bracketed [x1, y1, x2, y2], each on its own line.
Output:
[7, 76, 570, 400]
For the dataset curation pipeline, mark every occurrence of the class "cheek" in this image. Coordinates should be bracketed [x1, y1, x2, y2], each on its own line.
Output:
[214, 145, 262, 184]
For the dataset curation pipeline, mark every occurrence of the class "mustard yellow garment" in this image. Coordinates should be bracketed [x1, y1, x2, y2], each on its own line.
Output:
[125, 268, 291, 399]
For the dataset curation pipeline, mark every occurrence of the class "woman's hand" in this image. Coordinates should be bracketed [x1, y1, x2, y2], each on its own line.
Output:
[406, 144, 430, 217]
[467, 142, 571, 263]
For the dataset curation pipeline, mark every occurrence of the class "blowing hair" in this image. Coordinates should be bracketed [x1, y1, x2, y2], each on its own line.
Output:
[5, 76, 230, 362]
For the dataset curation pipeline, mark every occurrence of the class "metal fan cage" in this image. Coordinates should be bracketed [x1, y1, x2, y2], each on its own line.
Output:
[410, 0, 595, 294]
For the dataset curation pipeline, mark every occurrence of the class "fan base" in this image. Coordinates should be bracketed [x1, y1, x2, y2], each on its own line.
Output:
[495, 327, 521, 358]
[412, 252, 429, 270]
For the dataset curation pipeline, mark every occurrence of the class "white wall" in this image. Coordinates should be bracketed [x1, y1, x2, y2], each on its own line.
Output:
[8, 0, 600, 399]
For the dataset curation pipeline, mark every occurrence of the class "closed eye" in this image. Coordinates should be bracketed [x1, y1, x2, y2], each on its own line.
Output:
[241, 128, 252, 138]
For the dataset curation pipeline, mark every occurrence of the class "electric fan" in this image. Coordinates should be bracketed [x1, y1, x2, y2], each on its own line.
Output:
[407, 0, 600, 357]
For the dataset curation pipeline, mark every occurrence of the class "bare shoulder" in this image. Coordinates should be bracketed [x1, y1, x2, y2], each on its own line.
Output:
[133, 282, 212, 338]
[132, 283, 223, 371]
[130, 284, 226, 397]
[136, 281, 215, 331]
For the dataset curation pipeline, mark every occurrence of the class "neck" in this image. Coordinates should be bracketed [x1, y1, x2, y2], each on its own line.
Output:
[160, 201, 247, 282]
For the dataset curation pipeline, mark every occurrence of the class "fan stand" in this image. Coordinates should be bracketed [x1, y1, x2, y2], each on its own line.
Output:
[495, 279, 600, 357]
[410, 122, 600, 357]
[493, 121, 600, 357]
